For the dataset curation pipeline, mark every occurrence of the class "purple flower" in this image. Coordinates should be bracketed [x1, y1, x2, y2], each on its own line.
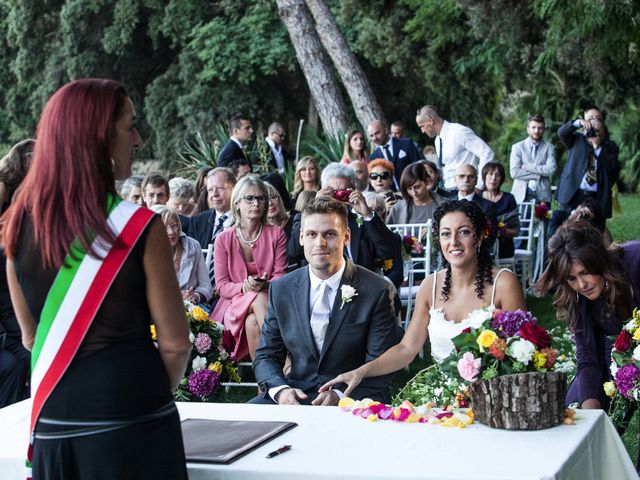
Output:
[194, 333, 212, 354]
[188, 369, 219, 399]
[615, 364, 640, 399]
[491, 309, 535, 338]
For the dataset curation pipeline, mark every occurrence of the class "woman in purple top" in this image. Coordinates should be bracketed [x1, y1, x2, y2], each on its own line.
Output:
[537, 220, 640, 410]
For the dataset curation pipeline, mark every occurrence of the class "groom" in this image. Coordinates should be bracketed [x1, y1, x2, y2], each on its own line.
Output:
[251, 199, 400, 405]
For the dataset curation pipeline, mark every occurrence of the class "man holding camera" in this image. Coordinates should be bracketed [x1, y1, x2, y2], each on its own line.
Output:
[287, 163, 401, 273]
[553, 116, 620, 232]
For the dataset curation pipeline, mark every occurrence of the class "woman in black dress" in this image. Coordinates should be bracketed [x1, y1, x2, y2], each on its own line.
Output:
[2, 79, 191, 479]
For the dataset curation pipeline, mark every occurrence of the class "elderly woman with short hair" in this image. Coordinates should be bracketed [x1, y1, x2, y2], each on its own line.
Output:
[151, 205, 212, 304]
[211, 176, 288, 361]
[167, 177, 196, 217]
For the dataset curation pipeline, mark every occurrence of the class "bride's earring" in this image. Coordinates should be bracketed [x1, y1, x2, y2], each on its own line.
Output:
[110, 157, 116, 173]
[576, 292, 579, 303]
[476, 244, 481, 253]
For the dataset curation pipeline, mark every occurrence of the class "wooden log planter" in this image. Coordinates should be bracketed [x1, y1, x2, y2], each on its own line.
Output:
[469, 372, 567, 430]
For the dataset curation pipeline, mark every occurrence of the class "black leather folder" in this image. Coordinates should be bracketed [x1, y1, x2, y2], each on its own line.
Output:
[181, 418, 298, 464]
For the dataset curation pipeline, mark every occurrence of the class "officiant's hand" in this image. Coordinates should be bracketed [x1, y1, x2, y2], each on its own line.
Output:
[311, 390, 339, 406]
[275, 388, 308, 405]
[319, 368, 364, 398]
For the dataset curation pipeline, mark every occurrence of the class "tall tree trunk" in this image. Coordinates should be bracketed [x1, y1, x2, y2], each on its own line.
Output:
[305, 0, 385, 130]
[276, 0, 349, 138]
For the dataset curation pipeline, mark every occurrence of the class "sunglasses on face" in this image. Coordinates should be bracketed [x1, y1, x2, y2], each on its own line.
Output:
[369, 172, 391, 180]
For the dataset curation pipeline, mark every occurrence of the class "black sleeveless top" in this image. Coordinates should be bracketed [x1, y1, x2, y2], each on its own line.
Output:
[14, 214, 158, 356]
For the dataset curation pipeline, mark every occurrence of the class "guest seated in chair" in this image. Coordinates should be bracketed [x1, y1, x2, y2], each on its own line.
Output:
[320, 200, 525, 397]
[367, 158, 402, 212]
[251, 199, 401, 405]
[291, 156, 320, 205]
[480, 162, 520, 259]
[211, 176, 288, 361]
[386, 162, 446, 225]
[152, 205, 212, 305]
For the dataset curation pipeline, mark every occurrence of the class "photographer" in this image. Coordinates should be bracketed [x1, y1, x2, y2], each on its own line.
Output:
[550, 117, 620, 236]
[287, 162, 401, 273]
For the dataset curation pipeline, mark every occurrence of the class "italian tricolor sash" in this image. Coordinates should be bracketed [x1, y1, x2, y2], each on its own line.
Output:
[26, 195, 154, 479]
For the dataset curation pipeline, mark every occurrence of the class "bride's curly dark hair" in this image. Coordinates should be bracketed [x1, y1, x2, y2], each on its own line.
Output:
[432, 200, 494, 301]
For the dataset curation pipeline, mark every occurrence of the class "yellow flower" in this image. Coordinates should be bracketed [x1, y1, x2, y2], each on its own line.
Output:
[382, 259, 393, 271]
[191, 306, 209, 322]
[604, 381, 617, 397]
[476, 330, 498, 349]
[533, 350, 547, 370]
[150, 324, 157, 341]
[633, 329, 640, 342]
[338, 397, 355, 408]
[208, 361, 223, 374]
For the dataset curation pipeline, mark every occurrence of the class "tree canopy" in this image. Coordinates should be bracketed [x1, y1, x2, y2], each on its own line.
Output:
[1, 0, 638, 188]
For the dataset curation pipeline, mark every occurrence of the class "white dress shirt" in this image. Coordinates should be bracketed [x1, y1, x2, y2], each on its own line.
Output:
[266, 137, 285, 171]
[268, 260, 347, 402]
[436, 120, 495, 190]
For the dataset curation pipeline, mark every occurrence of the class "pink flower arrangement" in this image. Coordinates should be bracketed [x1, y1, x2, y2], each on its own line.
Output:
[457, 352, 482, 381]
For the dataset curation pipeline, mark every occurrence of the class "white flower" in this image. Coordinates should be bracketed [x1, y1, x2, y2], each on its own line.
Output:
[189, 332, 195, 343]
[192, 356, 207, 371]
[634, 389, 640, 401]
[340, 284, 358, 309]
[633, 346, 640, 362]
[610, 362, 619, 377]
[507, 338, 536, 365]
[624, 319, 637, 332]
[466, 306, 495, 329]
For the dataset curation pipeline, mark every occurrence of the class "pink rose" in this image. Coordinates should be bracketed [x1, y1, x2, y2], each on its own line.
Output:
[457, 351, 482, 382]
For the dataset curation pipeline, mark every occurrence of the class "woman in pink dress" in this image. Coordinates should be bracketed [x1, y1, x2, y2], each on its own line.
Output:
[212, 176, 288, 361]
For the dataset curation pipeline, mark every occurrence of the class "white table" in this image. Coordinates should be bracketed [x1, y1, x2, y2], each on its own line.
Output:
[0, 400, 636, 480]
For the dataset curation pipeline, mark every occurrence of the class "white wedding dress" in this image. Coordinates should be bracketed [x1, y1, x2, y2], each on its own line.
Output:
[427, 269, 511, 363]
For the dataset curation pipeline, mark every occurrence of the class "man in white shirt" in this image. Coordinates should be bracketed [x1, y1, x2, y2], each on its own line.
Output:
[416, 105, 495, 190]
[265, 122, 292, 173]
[252, 199, 400, 405]
[509, 114, 557, 203]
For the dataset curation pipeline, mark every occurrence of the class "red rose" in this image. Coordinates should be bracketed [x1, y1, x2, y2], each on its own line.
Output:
[518, 322, 552, 349]
[614, 330, 632, 352]
[534, 202, 549, 220]
[461, 327, 471, 334]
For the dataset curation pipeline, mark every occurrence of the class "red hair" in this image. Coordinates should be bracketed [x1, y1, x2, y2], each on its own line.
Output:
[2, 78, 128, 268]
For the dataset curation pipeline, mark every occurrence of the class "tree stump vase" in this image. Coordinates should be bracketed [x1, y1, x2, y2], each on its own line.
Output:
[469, 372, 567, 430]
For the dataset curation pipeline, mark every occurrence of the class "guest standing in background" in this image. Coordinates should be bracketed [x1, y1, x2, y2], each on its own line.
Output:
[341, 129, 369, 165]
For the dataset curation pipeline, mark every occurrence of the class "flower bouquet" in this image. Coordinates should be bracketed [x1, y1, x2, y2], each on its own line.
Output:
[439, 309, 567, 430]
[534, 201, 552, 221]
[605, 308, 640, 431]
[152, 302, 240, 401]
[401, 234, 424, 260]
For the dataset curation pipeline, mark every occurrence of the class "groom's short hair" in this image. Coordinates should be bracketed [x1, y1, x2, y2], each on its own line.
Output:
[301, 198, 348, 230]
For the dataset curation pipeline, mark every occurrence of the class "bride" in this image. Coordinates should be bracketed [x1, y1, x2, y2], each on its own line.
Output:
[320, 199, 526, 397]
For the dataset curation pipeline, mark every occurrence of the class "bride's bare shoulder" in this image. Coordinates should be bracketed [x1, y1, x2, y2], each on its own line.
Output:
[492, 268, 526, 310]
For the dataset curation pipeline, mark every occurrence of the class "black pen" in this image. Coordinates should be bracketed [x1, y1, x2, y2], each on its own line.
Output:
[266, 445, 292, 458]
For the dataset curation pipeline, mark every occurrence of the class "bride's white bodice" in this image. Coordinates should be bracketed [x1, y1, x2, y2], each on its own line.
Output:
[427, 269, 510, 363]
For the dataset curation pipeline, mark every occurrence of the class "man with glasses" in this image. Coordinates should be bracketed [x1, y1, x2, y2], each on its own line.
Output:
[265, 122, 293, 173]
[182, 167, 237, 250]
[367, 119, 420, 186]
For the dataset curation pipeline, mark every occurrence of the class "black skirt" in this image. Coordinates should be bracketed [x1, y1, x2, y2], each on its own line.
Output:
[32, 337, 187, 480]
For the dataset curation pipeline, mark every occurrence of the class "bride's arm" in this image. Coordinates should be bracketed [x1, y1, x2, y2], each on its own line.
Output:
[319, 276, 433, 397]
[495, 269, 527, 311]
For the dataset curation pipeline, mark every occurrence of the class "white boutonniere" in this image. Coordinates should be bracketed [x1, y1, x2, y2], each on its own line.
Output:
[340, 284, 358, 309]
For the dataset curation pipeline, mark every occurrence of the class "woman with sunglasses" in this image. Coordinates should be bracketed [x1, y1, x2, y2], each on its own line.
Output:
[367, 159, 401, 214]
[387, 162, 446, 224]
[211, 176, 288, 361]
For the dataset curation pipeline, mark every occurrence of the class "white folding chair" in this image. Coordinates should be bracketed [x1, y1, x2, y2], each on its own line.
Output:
[387, 220, 433, 331]
[512, 201, 536, 289]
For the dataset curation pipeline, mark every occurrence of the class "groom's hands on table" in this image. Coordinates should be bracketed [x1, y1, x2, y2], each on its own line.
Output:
[275, 388, 308, 405]
[311, 390, 340, 406]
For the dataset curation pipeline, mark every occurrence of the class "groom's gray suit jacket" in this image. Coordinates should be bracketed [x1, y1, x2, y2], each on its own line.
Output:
[253, 260, 401, 403]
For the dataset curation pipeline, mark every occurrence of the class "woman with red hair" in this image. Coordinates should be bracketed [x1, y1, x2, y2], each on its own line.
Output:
[1, 79, 190, 479]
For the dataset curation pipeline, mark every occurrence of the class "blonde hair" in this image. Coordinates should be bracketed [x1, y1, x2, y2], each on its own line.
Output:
[150, 205, 182, 235]
[265, 182, 289, 226]
[292, 156, 320, 198]
[230, 175, 270, 225]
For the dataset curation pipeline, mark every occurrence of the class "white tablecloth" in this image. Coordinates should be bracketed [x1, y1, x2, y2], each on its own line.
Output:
[0, 400, 636, 480]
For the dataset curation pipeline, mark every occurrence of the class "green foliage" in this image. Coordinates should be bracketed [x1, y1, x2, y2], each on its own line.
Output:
[302, 129, 345, 168]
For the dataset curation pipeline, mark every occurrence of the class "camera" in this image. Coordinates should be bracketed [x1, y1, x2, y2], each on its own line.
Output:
[333, 189, 352, 202]
[585, 128, 598, 138]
